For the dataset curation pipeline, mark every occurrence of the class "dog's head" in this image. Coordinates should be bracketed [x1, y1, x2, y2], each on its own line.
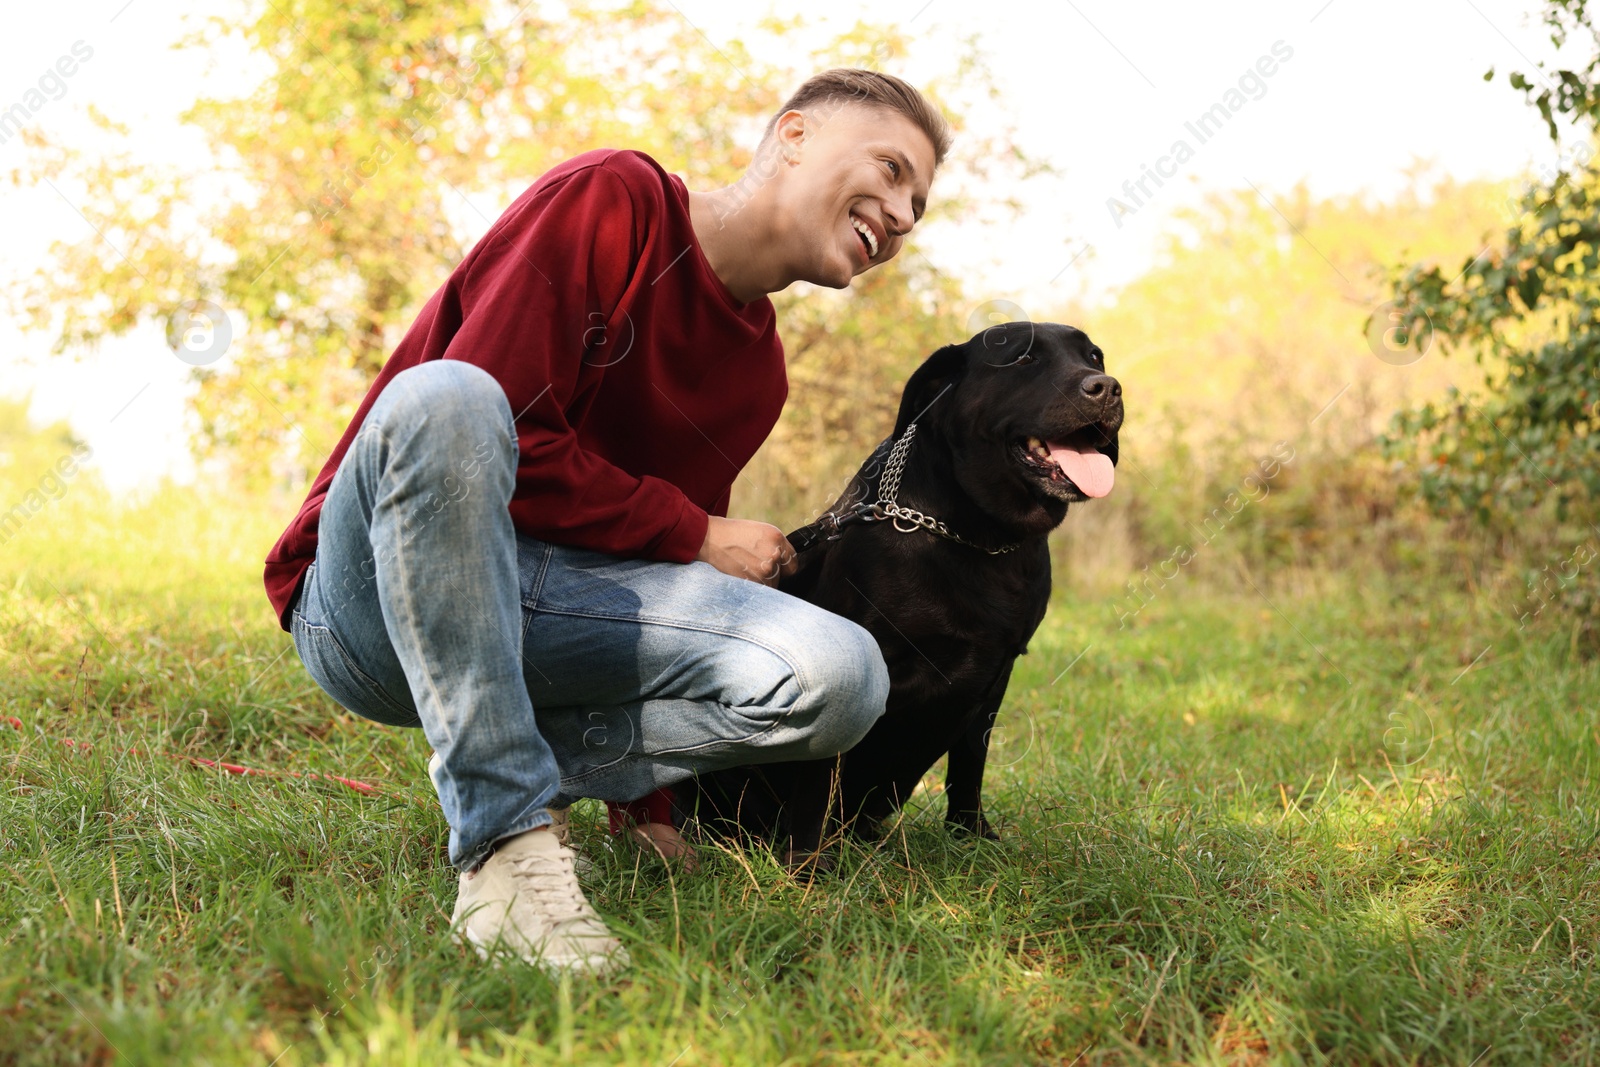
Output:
[891, 321, 1122, 532]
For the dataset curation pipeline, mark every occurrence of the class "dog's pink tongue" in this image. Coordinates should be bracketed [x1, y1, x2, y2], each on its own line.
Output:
[1047, 442, 1115, 497]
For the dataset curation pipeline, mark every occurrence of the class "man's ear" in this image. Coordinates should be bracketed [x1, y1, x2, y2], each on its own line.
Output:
[773, 108, 808, 162]
[893, 341, 969, 436]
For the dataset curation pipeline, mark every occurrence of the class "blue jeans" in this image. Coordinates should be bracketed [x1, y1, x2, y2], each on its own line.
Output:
[289, 361, 890, 872]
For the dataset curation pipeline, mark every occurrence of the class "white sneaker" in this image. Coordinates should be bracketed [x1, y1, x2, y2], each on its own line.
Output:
[451, 826, 628, 976]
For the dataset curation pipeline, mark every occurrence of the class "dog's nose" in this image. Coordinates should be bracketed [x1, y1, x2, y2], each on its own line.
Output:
[1079, 374, 1121, 400]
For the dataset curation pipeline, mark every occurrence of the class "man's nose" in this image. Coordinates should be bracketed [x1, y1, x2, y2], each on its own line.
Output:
[883, 196, 914, 237]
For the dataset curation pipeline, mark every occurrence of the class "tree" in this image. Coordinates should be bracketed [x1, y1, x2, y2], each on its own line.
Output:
[1381, 0, 1600, 527]
[6, 0, 1038, 505]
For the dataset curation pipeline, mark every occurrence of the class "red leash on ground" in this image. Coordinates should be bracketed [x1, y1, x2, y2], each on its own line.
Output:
[2, 715, 418, 801]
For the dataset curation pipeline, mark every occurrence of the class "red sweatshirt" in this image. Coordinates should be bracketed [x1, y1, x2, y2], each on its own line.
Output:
[263, 149, 787, 630]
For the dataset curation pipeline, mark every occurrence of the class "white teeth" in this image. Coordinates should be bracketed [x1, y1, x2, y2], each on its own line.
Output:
[851, 214, 878, 257]
[1027, 436, 1050, 459]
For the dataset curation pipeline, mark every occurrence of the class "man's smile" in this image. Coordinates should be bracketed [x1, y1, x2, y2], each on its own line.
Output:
[849, 210, 881, 260]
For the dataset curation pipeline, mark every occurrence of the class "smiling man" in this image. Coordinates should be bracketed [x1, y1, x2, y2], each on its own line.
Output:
[263, 68, 948, 976]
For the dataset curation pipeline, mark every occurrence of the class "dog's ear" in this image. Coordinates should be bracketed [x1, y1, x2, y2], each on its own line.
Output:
[892, 341, 970, 436]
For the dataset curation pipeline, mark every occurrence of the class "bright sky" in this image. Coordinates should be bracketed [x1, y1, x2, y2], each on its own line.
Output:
[0, 0, 1585, 491]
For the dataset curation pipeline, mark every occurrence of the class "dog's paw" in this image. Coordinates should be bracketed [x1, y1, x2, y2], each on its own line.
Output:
[946, 813, 1001, 841]
[780, 846, 836, 882]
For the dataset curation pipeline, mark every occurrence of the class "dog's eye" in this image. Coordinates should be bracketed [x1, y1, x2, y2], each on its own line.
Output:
[1008, 353, 1035, 367]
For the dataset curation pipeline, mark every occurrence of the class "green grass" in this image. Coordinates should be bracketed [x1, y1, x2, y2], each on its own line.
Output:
[2, 482, 1598, 1065]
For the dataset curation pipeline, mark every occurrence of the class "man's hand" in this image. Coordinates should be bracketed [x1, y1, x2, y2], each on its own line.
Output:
[696, 516, 797, 587]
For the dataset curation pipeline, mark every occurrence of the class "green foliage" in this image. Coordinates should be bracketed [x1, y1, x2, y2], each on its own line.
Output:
[1490, 0, 1600, 142]
[1069, 171, 1510, 456]
[1030, 168, 1522, 604]
[1382, 162, 1600, 524]
[1383, 0, 1600, 530]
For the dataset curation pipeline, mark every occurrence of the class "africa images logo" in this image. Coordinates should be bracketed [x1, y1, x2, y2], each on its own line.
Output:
[1106, 39, 1294, 228]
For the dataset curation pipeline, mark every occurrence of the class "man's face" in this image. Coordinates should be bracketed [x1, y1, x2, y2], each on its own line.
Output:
[772, 102, 937, 289]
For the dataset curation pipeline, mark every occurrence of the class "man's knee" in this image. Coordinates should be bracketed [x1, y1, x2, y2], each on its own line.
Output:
[379, 359, 511, 434]
[792, 616, 889, 756]
[364, 361, 516, 478]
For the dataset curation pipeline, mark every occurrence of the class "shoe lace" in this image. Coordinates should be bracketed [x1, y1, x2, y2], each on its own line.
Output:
[506, 845, 598, 928]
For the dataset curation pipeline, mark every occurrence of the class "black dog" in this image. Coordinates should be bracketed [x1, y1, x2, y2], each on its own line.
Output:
[673, 321, 1122, 866]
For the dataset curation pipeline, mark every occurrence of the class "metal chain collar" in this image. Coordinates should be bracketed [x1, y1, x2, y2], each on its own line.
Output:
[869, 422, 1021, 555]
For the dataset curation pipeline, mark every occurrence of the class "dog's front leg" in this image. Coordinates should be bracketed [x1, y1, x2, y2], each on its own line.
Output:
[945, 661, 1014, 840]
[780, 755, 839, 876]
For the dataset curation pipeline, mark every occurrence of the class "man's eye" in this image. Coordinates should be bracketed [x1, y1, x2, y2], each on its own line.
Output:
[885, 159, 899, 176]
